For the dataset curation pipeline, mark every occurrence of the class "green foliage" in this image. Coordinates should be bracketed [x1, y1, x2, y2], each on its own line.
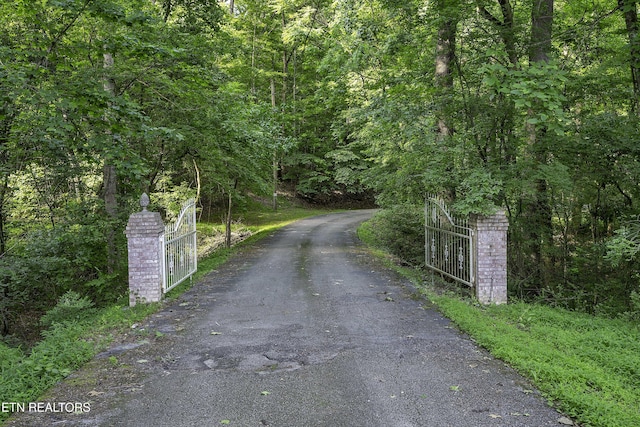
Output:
[544, 244, 633, 316]
[150, 179, 198, 220]
[606, 218, 640, 267]
[9, 219, 124, 304]
[451, 169, 502, 216]
[359, 205, 425, 267]
[0, 322, 94, 417]
[430, 298, 640, 427]
[40, 291, 96, 329]
[0, 341, 22, 373]
[0, 298, 159, 423]
[624, 291, 640, 321]
[482, 61, 569, 135]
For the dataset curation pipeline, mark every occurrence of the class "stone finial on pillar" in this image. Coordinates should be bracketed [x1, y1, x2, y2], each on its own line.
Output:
[125, 194, 165, 306]
[140, 192, 150, 211]
[471, 211, 509, 304]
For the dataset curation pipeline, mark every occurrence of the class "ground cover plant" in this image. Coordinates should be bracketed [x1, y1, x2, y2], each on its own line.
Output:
[0, 297, 158, 424]
[430, 298, 640, 427]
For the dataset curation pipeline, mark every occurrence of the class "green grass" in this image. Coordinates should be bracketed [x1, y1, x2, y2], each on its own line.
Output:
[1, 203, 334, 424]
[430, 298, 640, 427]
[0, 302, 159, 422]
[358, 218, 640, 427]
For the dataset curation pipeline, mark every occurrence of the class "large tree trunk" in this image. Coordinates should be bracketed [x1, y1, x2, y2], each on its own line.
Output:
[435, 15, 456, 140]
[527, 0, 554, 289]
[530, 0, 554, 63]
[619, 0, 640, 113]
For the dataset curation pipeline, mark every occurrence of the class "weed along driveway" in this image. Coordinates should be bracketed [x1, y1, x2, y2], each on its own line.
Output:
[6, 210, 567, 427]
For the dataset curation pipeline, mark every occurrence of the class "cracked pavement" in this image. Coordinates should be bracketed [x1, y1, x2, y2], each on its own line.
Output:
[5, 210, 568, 426]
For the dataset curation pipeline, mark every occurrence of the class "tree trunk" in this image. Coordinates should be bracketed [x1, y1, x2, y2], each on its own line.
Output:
[527, 0, 554, 289]
[251, 26, 257, 98]
[530, 0, 553, 63]
[435, 15, 456, 139]
[271, 77, 278, 210]
[0, 174, 7, 255]
[103, 51, 119, 274]
[619, 0, 640, 113]
[225, 189, 232, 248]
[193, 158, 201, 206]
[478, 0, 518, 67]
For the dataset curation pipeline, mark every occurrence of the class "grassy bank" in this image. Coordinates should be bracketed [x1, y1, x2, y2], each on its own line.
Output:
[431, 298, 640, 427]
[0, 204, 333, 424]
[358, 217, 640, 427]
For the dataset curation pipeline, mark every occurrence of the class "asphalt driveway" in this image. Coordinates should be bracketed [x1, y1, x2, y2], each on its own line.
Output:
[5, 210, 568, 426]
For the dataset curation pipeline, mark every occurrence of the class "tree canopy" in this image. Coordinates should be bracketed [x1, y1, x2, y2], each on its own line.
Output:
[2, 0, 640, 334]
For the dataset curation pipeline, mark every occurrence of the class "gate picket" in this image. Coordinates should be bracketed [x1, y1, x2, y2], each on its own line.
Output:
[425, 195, 474, 287]
[162, 199, 197, 293]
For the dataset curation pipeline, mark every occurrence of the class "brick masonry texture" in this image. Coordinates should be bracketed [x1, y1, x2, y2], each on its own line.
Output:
[472, 210, 509, 304]
[125, 210, 165, 307]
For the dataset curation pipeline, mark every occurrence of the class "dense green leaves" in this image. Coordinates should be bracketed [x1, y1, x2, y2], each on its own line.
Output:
[3, 0, 640, 336]
[0, 0, 271, 335]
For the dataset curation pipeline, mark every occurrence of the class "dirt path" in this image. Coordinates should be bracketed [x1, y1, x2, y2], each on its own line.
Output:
[5, 210, 567, 426]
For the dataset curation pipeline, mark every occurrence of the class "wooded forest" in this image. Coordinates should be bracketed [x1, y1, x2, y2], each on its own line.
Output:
[2, 0, 640, 338]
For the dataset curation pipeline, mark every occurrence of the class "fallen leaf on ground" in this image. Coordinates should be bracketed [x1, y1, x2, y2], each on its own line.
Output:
[558, 416, 574, 425]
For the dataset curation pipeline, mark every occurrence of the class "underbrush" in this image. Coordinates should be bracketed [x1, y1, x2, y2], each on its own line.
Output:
[0, 296, 158, 423]
[356, 203, 424, 266]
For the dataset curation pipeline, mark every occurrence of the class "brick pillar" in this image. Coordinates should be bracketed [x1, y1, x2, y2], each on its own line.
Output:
[125, 194, 165, 306]
[471, 211, 509, 304]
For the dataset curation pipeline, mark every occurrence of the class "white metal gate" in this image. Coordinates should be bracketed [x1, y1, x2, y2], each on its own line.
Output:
[162, 198, 197, 293]
[425, 195, 474, 287]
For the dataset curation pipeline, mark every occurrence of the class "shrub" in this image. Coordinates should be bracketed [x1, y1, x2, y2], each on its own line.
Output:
[0, 321, 95, 412]
[361, 205, 425, 266]
[0, 341, 23, 375]
[40, 291, 96, 328]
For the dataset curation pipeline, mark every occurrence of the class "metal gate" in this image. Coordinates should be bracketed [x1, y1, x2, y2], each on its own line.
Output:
[162, 198, 197, 293]
[425, 195, 474, 287]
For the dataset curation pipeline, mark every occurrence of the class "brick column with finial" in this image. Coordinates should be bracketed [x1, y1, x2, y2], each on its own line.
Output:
[125, 193, 165, 306]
